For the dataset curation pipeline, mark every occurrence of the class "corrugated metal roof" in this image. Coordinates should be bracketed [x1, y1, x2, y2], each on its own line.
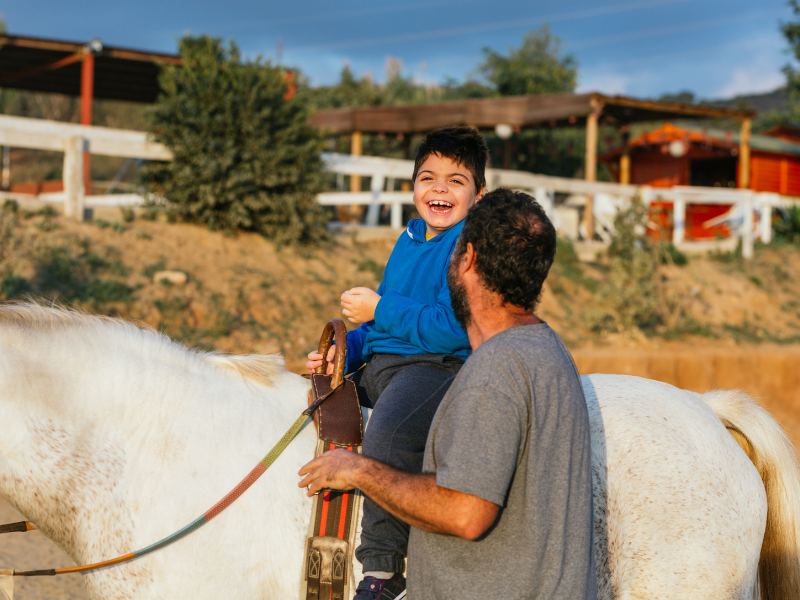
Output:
[0, 33, 180, 103]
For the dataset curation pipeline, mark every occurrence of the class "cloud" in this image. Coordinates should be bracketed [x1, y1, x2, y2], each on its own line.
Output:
[576, 73, 630, 95]
[717, 66, 785, 99]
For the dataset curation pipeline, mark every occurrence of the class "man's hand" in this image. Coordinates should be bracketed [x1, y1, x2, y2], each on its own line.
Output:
[305, 345, 336, 375]
[298, 449, 364, 496]
[341, 287, 381, 324]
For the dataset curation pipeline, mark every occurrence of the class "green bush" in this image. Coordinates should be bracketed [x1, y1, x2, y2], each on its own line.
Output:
[774, 205, 800, 245]
[586, 201, 661, 332]
[143, 35, 328, 245]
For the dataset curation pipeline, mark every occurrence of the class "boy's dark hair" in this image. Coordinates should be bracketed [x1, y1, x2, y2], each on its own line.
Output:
[455, 188, 556, 311]
[412, 126, 488, 192]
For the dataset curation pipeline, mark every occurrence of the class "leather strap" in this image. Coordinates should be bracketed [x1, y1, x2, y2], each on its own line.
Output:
[315, 319, 347, 389]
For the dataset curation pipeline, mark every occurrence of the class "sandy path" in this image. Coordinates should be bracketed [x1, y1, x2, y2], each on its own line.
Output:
[0, 498, 88, 600]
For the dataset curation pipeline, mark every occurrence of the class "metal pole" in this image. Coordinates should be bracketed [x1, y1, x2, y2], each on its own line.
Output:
[80, 52, 94, 196]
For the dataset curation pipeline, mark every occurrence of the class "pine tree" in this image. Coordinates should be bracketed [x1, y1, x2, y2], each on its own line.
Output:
[143, 36, 328, 245]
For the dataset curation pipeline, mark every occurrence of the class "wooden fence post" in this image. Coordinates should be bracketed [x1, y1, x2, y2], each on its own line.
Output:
[759, 195, 773, 244]
[672, 198, 686, 245]
[63, 136, 85, 221]
[742, 193, 754, 259]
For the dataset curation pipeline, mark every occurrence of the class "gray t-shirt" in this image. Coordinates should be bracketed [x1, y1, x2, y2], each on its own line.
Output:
[407, 323, 596, 599]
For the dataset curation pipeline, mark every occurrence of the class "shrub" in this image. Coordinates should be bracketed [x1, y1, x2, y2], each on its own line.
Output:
[586, 200, 661, 332]
[774, 205, 800, 245]
[143, 35, 328, 245]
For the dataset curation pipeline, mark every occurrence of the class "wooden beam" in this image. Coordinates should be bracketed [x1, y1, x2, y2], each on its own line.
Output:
[584, 103, 599, 240]
[595, 93, 756, 121]
[739, 117, 751, 189]
[0, 34, 182, 65]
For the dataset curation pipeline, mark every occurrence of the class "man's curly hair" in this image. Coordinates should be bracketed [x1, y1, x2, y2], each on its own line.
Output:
[455, 188, 556, 311]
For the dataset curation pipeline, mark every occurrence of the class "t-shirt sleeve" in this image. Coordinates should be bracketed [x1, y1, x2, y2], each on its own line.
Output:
[430, 385, 525, 506]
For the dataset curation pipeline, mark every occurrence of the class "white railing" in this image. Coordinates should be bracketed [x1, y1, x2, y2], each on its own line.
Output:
[0, 114, 171, 220]
[319, 153, 800, 260]
[2, 111, 798, 260]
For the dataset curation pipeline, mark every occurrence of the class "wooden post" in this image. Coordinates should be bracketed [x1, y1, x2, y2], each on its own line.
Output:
[619, 129, 631, 185]
[63, 136, 85, 221]
[340, 130, 363, 223]
[80, 52, 94, 196]
[1, 145, 9, 189]
[584, 105, 599, 240]
[739, 117, 751, 189]
[672, 198, 686, 245]
[759, 196, 773, 244]
[742, 192, 754, 259]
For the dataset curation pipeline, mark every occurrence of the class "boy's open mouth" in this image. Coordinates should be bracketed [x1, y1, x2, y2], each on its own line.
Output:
[427, 200, 454, 215]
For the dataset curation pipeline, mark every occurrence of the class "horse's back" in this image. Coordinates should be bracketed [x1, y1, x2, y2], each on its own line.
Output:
[583, 374, 766, 600]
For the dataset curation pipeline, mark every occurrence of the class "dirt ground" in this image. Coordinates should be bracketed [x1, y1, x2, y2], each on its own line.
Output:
[1, 208, 799, 598]
[0, 500, 87, 600]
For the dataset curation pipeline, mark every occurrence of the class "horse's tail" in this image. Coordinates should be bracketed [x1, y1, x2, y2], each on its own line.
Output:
[701, 389, 800, 600]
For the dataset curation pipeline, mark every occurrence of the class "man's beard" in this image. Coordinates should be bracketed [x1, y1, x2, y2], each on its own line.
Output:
[447, 258, 472, 330]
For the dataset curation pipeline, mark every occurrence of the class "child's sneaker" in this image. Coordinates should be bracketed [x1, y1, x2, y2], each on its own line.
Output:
[353, 574, 405, 599]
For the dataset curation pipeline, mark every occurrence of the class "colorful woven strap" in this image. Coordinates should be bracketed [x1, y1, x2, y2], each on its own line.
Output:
[12, 413, 310, 577]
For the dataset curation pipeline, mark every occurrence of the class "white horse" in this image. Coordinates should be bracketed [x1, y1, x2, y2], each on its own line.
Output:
[0, 303, 798, 600]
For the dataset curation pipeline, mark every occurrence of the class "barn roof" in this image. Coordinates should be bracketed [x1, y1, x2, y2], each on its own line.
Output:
[310, 93, 756, 134]
[603, 123, 800, 158]
[0, 33, 181, 103]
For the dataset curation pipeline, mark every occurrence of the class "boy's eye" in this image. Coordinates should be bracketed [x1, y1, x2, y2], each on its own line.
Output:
[450, 179, 464, 185]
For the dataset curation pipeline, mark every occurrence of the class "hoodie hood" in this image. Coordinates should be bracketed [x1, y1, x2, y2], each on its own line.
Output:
[405, 218, 465, 244]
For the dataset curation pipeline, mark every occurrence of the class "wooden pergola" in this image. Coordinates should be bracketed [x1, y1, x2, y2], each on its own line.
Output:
[311, 93, 755, 235]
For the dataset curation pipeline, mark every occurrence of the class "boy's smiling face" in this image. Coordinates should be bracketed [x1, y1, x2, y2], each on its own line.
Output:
[413, 153, 485, 236]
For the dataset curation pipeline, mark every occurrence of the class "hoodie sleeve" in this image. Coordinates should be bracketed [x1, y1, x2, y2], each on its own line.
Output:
[343, 279, 386, 374]
[373, 271, 468, 354]
[345, 325, 368, 374]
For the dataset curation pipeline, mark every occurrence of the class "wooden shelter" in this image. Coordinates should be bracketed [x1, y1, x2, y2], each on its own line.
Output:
[0, 33, 180, 192]
[311, 93, 755, 235]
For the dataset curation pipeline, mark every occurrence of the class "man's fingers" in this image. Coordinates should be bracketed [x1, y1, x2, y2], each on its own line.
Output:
[299, 456, 323, 477]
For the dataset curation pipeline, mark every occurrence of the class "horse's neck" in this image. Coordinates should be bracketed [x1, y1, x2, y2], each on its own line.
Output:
[0, 328, 310, 566]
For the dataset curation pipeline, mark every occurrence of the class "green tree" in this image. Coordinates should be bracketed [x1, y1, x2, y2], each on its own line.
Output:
[143, 35, 328, 245]
[478, 25, 578, 96]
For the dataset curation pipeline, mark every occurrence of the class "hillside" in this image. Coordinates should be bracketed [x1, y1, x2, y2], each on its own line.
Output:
[1, 203, 799, 371]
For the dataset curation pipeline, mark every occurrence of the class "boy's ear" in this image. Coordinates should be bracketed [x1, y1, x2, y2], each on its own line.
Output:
[476, 185, 486, 202]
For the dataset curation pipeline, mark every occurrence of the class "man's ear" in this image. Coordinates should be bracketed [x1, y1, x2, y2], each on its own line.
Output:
[460, 242, 477, 275]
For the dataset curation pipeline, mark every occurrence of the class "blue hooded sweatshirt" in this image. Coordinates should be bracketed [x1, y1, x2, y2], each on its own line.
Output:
[345, 218, 471, 373]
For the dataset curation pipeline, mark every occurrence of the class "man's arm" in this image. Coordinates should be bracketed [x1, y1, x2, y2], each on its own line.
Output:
[298, 450, 499, 541]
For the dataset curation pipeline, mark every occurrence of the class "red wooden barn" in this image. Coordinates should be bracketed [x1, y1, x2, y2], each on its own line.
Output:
[601, 123, 800, 240]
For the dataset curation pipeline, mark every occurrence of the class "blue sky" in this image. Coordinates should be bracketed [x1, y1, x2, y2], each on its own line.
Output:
[1, 0, 795, 100]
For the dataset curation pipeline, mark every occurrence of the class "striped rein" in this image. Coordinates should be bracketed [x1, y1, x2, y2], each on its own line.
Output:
[0, 381, 344, 578]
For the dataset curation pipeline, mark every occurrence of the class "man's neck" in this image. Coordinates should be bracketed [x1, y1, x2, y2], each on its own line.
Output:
[466, 294, 541, 350]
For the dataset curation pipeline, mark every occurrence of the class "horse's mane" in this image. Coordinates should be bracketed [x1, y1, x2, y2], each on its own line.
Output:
[0, 302, 284, 388]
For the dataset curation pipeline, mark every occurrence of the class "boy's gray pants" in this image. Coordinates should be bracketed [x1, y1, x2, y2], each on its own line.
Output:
[352, 353, 464, 575]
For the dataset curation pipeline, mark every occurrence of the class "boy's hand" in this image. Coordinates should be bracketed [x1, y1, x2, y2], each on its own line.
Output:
[341, 287, 381, 324]
[305, 345, 336, 375]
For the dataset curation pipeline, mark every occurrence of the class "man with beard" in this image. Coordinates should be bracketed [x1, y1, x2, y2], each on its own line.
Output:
[299, 189, 596, 600]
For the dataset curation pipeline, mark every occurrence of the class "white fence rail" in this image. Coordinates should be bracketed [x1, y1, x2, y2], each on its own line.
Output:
[319, 153, 800, 260]
[2, 110, 798, 260]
